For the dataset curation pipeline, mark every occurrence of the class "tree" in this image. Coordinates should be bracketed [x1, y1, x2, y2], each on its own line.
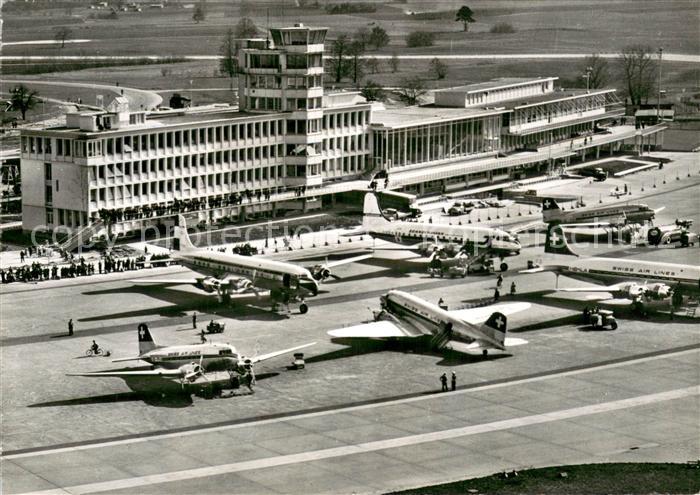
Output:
[456, 6, 475, 32]
[368, 25, 390, 50]
[348, 40, 365, 85]
[330, 35, 351, 83]
[583, 53, 609, 89]
[430, 57, 448, 80]
[235, 17, 258, 38]
[620, 45, 656, 106]
[396, 76, 427, 106]
[54, 26, 73, 48]
[220, 28, 239, 89]
[360, 80, 385, 102]
[406, 31, 434, 48]
[354, 26, 370, 52]
[10, 85, 39, 120]
[192, 1, 206, 23]
[365, 57, 380, 74]
[389, 52, 400, 73]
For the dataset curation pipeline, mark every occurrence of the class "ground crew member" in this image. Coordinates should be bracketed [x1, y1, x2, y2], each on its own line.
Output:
[496, 274, 503, 288]
[68, 319, 74, 336]
[91, 340, 99, 354]
[510, 281, 516, 295]
[200, 330, 207, 343]
[494, 288, 500, 302]
[438, 298, 447, 310]
[440, 373, 448, 392]
[192, 312, 197, 329]
[451, 371, 457, 391]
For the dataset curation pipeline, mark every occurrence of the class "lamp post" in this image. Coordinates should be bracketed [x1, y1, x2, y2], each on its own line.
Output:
[582, 66, 593, 93]
[656, 47, 663, 124]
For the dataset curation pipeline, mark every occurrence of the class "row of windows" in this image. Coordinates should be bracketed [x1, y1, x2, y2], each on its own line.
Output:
[90, 167, 286, 203]
[249, 75, 323, 89]
[89, 146, 287, 182]
[22, 120, 284, 159]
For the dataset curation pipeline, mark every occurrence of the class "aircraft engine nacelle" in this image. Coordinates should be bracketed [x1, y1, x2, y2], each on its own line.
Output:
[230, 278, 253, 293]
[646, 283, 672, 300]
[312, 264, 332, 281]
[180, 362, 203, 381]
[197, 277, 221, 293]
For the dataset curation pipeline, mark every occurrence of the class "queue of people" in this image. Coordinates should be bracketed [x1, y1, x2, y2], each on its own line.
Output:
[0, 254, 144, 284]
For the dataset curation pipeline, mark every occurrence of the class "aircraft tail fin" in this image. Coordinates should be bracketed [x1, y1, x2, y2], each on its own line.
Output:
[137, 323, 158, 354]
[363, 193, 391, 232]
[480, 312, 507, 349]
[544, 225, 579, 256]
[172, 215, 195, 252]
[542, 197, 562, 223]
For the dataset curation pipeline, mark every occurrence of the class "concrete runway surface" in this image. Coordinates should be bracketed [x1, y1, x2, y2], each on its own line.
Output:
[1, 153, 699, 494]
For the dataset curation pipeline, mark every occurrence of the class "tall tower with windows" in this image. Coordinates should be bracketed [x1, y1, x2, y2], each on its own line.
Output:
[238, 24, 327, 188]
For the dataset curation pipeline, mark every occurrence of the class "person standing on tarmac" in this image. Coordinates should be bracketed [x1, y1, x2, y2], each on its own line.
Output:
[192, 312, 197, 329]
[440, 373, 448, 392]
[68, 319, 74, 336]
[497, 274, 504, 288]
[451, 371, 457, 391]
[510, 281, 517, 295]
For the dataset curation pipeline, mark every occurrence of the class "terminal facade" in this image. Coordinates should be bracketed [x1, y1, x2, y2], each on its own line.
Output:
[19, 24, 665, 237]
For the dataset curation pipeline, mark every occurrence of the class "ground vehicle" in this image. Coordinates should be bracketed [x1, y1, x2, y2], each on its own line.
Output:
[579, 167, 608, 181]
[428, 264, 468, 278]
[585, 308, 617, 330]
[85, 347, 104, 357]
[206, 321, 225, 334]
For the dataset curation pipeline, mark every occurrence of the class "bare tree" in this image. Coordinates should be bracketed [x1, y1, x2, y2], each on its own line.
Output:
[220, 28, 239, 89]
[54, 26, 73, 48]
[348, 40, 365, 85]
[360, 80, 385, 102]
[10, 85, 39, 120]
[368, 25, 390, 50]
[389, 52, 400, 73]
[330, 35, 351, 83]
[354, 26, 370, 52]
[429, 57, 448, 80]
[235, 17, 258, 38]
[396, 76, 427, 106]
[365, 57, 380, 74]
[620, 45, 657, 106]
[583, 53, 609, 89]
[192, 1, 206, 23]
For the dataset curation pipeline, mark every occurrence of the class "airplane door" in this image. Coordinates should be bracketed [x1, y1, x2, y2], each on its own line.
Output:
[283, 273, 291, 288]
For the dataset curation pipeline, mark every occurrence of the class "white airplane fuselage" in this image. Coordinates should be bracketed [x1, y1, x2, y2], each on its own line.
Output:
[556, 258, 700, 295]
[173, 251, 319, 296]
[381, 291, 505, 350]
[139, 343, 240, 369]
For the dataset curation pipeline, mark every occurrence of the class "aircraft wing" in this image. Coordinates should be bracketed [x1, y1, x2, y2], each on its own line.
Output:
[324, 253, 373, 268]
[328, 320, 424, 338]
[67, 369, 183, 378]
[556, 285, 623, 293]
[448, 302, 531, 325]
[130, 278, 199, 286]
[452, 337, 528, 352]
[250, 342, 316, 364]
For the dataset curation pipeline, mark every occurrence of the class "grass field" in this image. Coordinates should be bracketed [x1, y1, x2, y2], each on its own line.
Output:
[3, 0, 698, 58]
[388, 462, 700, 495]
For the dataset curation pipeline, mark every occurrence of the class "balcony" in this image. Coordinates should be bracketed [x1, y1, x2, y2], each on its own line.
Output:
[283, 174, 322, 187]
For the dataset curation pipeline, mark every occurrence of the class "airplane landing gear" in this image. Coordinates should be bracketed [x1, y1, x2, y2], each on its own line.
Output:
[500, 262, 508, 272]
[299, 303, 309, 314]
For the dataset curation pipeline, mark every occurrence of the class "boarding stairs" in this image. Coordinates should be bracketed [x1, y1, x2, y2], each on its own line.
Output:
[683, 299, 698, 318]
[57, 219, 104, 252]
[430, 324, 453, 350]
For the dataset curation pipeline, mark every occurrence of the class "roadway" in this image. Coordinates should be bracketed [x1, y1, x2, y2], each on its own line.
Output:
[1, 153, 699, 494]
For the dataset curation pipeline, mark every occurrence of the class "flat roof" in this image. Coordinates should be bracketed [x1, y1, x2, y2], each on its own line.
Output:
[500, 88, 616, 110]
[371, 105, 505, 129]
[434, 77, 557, 95]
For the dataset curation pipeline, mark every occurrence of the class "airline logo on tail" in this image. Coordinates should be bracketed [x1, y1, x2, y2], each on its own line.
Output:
[481, 312, 507, 348]
[173, 215, 196, 252]
[542, 198, 561, 211]
[137, 323, 159, 354]
[545, 225, 578, 257]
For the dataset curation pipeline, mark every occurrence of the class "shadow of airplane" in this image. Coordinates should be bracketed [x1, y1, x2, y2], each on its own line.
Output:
[79, 285, 291, 323]
[308, 337, 510, 366]
[31, 370, 281, 408]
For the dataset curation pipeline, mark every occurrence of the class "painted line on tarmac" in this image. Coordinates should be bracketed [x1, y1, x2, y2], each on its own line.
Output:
[3, 345, 698, 460]
[13, 386, 699, 495]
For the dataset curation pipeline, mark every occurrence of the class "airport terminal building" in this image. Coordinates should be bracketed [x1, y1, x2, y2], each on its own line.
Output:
[19, 24, 666, 238]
